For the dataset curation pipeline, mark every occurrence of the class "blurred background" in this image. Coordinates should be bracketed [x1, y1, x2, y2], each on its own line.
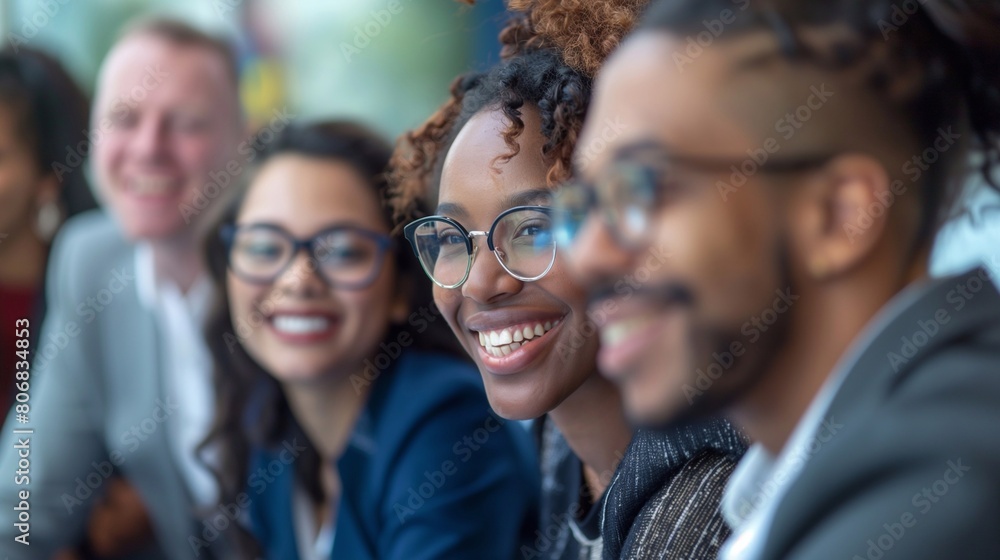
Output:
[0, 0, 508, 137]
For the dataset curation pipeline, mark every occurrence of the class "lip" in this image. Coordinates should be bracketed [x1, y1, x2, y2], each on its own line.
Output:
[265, 310, 341, 345]
[591, 297, 682, 381]
[121, 176, 185, 202]
[463, 309, 567, 376]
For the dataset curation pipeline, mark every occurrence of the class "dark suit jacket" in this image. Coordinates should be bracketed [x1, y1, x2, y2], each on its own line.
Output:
[761, 267, 1000, 559]
[247, 350, 540, 560]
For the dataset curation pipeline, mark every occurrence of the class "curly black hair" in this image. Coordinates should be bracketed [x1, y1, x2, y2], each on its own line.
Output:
[389, 1, 649, 225]
[389, 48, 592, 225]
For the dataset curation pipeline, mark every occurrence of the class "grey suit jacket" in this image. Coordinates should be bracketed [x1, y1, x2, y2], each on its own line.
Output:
[0, 211, 229, 560]
[761, 267, 1000, 559]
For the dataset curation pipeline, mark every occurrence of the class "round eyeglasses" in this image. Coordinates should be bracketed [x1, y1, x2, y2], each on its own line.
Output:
[403, 205, 556, 289]
[221, 223, 394, 289]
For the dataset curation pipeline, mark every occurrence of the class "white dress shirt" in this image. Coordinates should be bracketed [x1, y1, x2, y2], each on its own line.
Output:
[135, 243, 219, 507]
[293, 481, 336, 560]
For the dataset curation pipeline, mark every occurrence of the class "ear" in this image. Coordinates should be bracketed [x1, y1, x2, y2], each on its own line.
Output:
[791, 154, 894, 280]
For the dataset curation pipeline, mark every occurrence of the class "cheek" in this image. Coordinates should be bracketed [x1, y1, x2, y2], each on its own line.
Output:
[433, 285, 463, 339]
[178, 133, 229, 174]
[657, 196, 781, 321]
[226, 274, 266, 330]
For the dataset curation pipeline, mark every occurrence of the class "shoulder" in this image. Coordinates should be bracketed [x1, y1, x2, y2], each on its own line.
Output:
[53, 209, 125, 256]
[369, 350, 486, 424]
[622, 450, 736, 558]
[48, 210, 132, 293]
[365, 349, 534, 473]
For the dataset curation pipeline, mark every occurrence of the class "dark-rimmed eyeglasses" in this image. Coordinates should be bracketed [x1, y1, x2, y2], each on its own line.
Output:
[403, 205, 556, 289]
[553, 148, 835, 249]
[221, 223, 394, 289]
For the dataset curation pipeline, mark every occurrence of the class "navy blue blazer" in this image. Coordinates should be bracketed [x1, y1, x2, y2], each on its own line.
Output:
[247, 350, 539, 560]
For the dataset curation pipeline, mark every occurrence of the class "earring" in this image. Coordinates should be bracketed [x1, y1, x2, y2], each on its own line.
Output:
[35, 201, 62, 242]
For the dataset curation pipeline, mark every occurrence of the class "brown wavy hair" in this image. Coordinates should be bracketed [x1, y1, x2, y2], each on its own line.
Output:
[460, 0, 649, 76]
[390, 0, 648, 226]
[199, 120, 462, 557]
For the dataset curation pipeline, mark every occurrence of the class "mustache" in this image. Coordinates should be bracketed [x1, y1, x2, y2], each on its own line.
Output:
[587, 281, 696, 309]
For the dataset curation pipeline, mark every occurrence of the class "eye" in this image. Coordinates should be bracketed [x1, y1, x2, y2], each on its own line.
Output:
[514, 220, 551, 239]
[436, 227, 466, 246]
[323, 244, 369, 264]
[239, 241, 283, 261]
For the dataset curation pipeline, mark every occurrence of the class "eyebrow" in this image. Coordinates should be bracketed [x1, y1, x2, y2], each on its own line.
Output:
[435, 187, 554, 219]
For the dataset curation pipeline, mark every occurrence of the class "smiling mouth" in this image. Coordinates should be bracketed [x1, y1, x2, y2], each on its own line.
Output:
[474, 320, 561, 358]
[271, 314, 333, 335]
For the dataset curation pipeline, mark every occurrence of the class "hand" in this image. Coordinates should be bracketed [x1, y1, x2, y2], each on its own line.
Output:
[85, 476, 156, 557]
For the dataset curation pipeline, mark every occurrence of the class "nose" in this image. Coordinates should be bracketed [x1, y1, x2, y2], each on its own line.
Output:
[273, 249, 327, 299]
[130, 114, 170, 164]
[563, 214, 635, 291]
[460, 238, 523, 305]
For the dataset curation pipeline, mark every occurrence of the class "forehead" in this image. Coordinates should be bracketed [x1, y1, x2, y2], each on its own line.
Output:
[239, 154, 385, 234]
[578, 31, 784, 174]
[95, 33, 235, 112]
[438, 107, 551, 214]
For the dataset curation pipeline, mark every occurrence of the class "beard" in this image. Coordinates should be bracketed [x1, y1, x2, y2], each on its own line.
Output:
[649, 244, 796, 432]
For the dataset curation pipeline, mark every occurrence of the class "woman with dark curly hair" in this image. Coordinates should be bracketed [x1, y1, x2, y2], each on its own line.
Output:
[199, 120, 538, 559]
[390, 2, 745, 558]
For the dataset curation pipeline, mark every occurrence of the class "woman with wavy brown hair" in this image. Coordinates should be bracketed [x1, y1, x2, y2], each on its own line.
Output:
[198, 120, 538, 559]
[390, 2, 746, 559]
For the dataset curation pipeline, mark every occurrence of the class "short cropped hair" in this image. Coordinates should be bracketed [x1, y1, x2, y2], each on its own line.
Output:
[119, 17, 239, 93]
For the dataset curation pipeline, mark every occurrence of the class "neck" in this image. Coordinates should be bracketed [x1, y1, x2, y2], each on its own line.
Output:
[548, 372, 632, 500]
[731, 253, 930, 455]
[0, 226, 47, 288]
[281, 369, 371, 463]
[149, 233, 202, 293]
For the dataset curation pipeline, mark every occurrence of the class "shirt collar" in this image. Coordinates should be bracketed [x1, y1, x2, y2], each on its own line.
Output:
[134, 242, 213, 321]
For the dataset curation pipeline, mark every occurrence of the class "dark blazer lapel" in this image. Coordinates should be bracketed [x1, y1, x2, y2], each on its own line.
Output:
[824, 268, 999, 422]
[762, 268, 1000, 558]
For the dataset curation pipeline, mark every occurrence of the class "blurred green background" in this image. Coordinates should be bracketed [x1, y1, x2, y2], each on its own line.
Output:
[0, 0, 507, 138]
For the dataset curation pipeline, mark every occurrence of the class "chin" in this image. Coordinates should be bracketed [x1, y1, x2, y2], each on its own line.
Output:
[482, 380, 553, 421]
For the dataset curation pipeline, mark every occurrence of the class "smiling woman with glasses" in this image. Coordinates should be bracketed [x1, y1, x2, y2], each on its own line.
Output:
[390, 25, 745, 559]
[199, 120, 538, 560]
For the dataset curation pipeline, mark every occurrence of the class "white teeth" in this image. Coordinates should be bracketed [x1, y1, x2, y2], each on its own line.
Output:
[601, 318, 650, 347]
[272, 315, 330, 335]
[131, 177, 177, 196]
[475, 320, 562, 358]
